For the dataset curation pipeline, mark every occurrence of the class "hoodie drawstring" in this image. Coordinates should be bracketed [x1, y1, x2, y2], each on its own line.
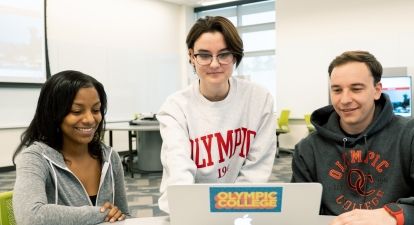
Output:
[48, 160, 59, 204]
[363, 134, 369, 205]
[342, 137, 348, 150]
[363, 135, 368, 149]
[107, 149, 115, 204]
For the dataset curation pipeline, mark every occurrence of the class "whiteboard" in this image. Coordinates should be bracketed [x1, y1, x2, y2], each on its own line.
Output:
[0, 0, 186, 128]
[0, 87, 40, 128]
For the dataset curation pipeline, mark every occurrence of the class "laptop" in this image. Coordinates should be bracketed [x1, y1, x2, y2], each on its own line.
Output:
[167, 183, 323, 225]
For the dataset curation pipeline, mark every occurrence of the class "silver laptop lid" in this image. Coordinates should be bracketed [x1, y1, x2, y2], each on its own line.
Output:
[167, 183, 323, 225]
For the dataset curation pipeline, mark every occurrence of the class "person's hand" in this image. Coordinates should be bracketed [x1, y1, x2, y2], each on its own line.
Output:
[100, 202, 126, 223]
[329, 208, 396, 225]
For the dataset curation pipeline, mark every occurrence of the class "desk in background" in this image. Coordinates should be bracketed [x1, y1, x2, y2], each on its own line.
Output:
[98, 215, 335, 225]
[105, 122, 161, 178]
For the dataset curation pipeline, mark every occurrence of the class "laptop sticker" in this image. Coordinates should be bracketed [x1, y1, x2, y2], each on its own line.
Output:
[209, 187, 283, 212]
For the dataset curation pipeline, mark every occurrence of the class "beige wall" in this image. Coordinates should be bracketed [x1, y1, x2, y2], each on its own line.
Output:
[0, 129, 23, 167]
[276, 0, 414, 118]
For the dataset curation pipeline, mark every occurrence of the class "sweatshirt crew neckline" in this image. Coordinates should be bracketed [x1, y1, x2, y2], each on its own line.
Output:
[194, 77, 236, 107]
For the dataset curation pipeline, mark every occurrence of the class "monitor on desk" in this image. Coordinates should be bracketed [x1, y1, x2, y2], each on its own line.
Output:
[381, 76, 412, 117]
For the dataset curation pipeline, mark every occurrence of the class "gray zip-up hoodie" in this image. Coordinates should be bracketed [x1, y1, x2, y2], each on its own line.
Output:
[13, 141, 129, 225]
[292, 94, 414, 224]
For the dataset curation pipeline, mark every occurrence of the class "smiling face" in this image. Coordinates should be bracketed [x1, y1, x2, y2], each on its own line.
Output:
[190, 31, 235, 99]
[330, 62, 382, 134]
[61, 87, 102, 150]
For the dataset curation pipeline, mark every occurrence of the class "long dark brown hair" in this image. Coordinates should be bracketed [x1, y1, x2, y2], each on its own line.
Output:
[13, 70, 107, 163]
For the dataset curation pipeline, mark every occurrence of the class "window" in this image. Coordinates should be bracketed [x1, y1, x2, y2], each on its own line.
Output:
[196, 0, 275, 99]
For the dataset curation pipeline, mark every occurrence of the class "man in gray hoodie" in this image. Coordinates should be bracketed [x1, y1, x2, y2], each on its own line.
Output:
[292, 51, 414, 225]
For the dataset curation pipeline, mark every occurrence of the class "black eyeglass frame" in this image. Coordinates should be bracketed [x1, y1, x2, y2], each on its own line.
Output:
[193, 52, 236, 66]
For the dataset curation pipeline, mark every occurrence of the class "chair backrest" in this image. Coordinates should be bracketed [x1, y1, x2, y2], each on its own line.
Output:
[278, 109, 290, 130]
[0, 191, 16, 225]
[304, 114, 311, 125]
[304, 114, 315, 132]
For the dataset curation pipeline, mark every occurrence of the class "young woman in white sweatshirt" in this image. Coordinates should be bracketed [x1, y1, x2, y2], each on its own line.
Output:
[157, 16, 276, 213]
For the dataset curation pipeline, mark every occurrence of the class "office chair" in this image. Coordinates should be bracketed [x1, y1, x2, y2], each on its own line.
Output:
[0, 191, 16, 225]
[276, 109, 292, 158]
[304, 114, 316, 133]
[123, 113, 140, 178]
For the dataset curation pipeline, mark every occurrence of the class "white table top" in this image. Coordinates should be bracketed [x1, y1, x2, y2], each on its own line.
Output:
[98, 215, 336, 225]
[98, 216, 170, 225]
[105, 122, 159, 131]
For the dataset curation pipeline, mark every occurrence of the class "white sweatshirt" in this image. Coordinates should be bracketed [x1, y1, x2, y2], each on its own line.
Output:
[157, 77, 276, 213]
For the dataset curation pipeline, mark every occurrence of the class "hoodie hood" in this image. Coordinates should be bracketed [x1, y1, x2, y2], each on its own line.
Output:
[311, 93, 394, 146]
[292, 93, 414, 220]
[35, 141, 113, 168]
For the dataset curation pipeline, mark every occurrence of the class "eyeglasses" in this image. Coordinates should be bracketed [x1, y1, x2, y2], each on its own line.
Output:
[193, 52, 234, 66]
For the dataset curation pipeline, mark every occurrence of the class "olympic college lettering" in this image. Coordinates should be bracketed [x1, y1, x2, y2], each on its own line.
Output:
[215, 191, 277, 209]
[189, 127, 256, 168]
[328, 149, 390, 211]
[209, 187, 283, 212]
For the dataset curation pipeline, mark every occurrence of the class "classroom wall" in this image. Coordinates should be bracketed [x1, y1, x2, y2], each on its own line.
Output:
[0, 0, 194, 167]
[3, 0, 414, 167]
[276, 0, 414, 119]
[0, 128, 24, 167]
[47, 0, 192, 120]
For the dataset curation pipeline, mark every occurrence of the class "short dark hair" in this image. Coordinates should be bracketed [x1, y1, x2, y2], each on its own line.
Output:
[328, 50, 383, 84]
[186, 16, 244, 67]
[13, 70, 107, 163]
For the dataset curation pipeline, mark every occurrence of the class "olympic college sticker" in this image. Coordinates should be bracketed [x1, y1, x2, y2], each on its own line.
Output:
[209, 187, 283, 212]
